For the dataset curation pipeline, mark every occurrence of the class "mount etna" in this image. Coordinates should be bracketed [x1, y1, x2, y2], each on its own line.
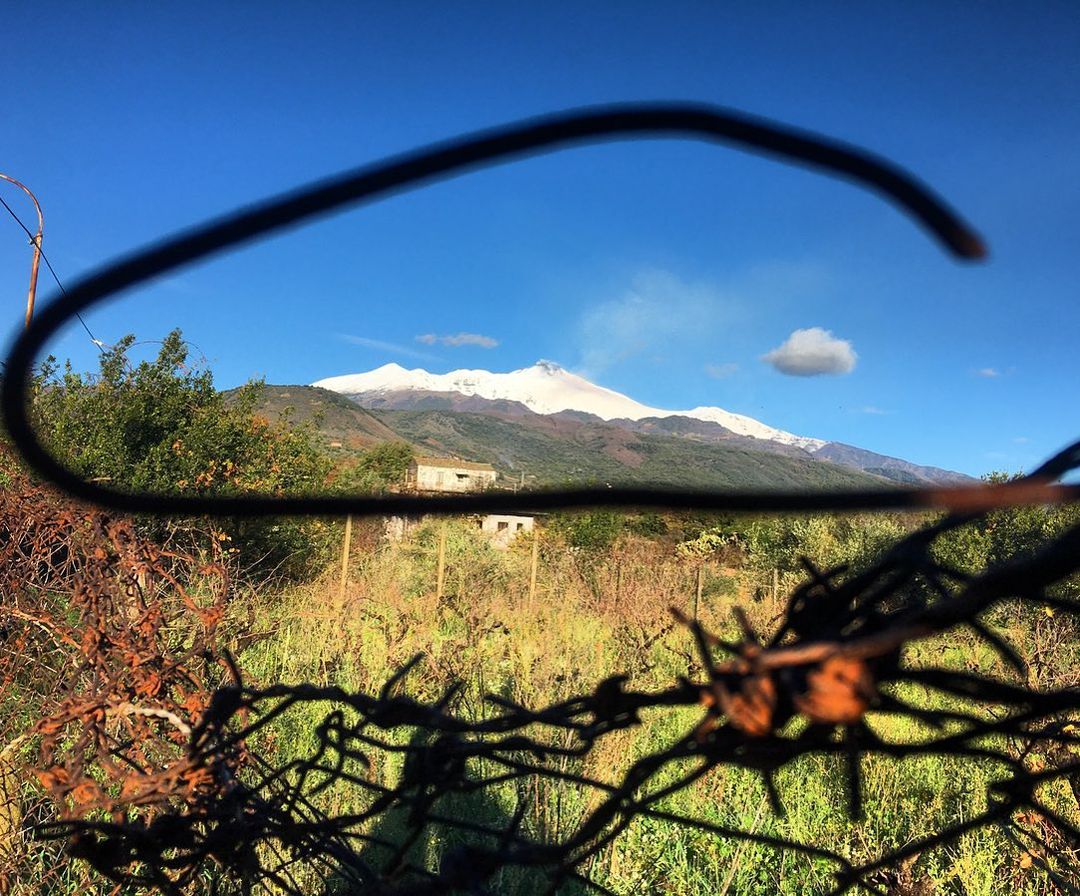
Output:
[249, 362, 970, 491]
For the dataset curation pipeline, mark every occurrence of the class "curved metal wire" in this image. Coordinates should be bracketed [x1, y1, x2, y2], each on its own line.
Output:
[5, 100, 1070, 519]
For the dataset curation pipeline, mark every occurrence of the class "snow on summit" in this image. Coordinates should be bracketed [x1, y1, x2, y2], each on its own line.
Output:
[312, 362, 826, 451]
[313, 360, 657, 419]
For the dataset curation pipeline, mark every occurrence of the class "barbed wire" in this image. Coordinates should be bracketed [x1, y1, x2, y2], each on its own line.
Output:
[0, 447, 1074, 893]
[1, 103, 1078, 893]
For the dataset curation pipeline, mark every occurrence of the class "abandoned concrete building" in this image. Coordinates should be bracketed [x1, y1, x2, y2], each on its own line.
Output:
[406, 456, 497, 493]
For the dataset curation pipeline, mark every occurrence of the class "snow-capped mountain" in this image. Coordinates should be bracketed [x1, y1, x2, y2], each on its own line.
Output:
[313, 361, 827, 452]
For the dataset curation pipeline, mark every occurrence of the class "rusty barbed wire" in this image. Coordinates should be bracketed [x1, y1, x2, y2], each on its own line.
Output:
[0, 447, 1072, 894]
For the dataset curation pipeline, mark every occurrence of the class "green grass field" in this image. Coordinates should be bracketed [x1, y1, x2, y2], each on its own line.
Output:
[223, 519, 1077, 895]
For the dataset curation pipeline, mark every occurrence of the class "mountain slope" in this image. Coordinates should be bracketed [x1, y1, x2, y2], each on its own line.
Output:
[234, 385, 403, 449]
[355, 390, 818, 459]
[243, 383, 965, 491]
[373, 408, 890, 491]
[812, 442, 969, 486]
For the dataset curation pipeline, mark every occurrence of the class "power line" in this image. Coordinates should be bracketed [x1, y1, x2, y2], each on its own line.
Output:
[35, 245, 104, 349]
[0, 192, 105, 351]
[0, 193, 33, 241]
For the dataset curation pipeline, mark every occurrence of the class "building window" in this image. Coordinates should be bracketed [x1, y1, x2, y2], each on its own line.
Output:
[516, 523, 525, 531]
[497, 521, 509, 532]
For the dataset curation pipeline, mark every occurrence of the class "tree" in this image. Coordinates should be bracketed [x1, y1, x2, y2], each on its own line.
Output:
[334, 441, 414, 494]
[31, 331, 334, 580]
[932, 471, 1080, 624]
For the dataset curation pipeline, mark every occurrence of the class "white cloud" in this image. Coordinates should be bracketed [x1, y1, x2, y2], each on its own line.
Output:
[976, 367, 1000, 378]
[577, 270, 724, 375]
[416, 332, 499, 348]
[338, 333, 440, 362]
[1012, 436, 1031, 444]
[860, 405, 888, 415]
[704, 362, 738, 379]
[761, 327, 857, 376]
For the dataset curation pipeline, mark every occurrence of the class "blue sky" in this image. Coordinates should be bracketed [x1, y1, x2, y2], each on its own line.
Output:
[1, 3, 1077, 477]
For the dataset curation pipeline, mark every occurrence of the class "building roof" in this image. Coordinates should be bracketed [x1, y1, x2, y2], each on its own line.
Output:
[413, 456, 496, 473]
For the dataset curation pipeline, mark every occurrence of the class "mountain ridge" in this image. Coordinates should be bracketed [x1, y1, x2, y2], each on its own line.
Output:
[312, 362, 970, 486]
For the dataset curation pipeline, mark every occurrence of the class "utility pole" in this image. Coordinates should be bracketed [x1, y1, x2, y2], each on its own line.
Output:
[0, 173, 44, 329]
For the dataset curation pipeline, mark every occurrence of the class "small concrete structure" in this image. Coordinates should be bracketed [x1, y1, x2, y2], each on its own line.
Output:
[480, 514, 534, 548]
[407, 456, 497, 493]
[384, 515, 421, 541]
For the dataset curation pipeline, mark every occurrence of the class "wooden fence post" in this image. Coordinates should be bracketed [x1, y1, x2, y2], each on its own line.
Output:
[0, 736, 26, 873]
[436, 523, 447, 599]
[337, 515, 352, 612]
[695, 565, 703, 619]
[528, 531, 539, 609]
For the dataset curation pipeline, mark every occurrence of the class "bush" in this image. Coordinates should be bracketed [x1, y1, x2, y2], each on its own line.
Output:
[548, 510, 624, 552]
[934, 471, 1080, 576]
[734, 513, 908, 577]
[625, 512, 668, 539]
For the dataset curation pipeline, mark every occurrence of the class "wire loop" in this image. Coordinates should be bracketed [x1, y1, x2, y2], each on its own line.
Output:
[5, 101, 1075, 516]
